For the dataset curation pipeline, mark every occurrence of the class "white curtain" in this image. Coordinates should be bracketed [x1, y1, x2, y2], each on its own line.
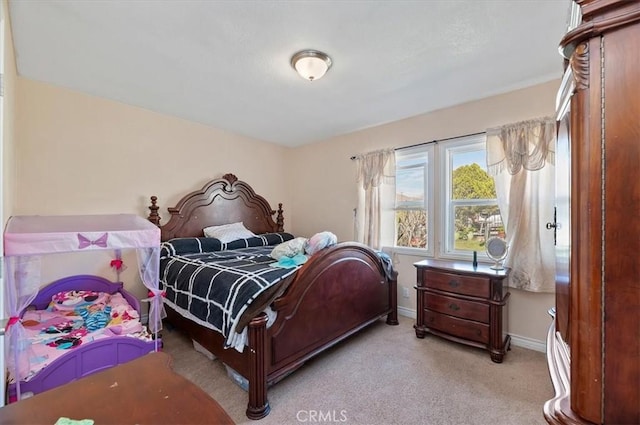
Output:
[354, 149, 395, 248]
[487, 117, 556, 292]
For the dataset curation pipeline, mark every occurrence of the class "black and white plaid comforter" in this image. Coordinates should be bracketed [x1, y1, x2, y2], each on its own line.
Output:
[159, 233, 298, 350]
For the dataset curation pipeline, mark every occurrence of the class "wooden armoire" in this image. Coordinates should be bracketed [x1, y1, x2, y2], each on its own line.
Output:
[544, 1, 640, 424]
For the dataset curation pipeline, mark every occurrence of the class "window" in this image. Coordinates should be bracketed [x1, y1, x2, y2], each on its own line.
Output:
[394, 134, 502, 259]
[395, 144, 434, 255]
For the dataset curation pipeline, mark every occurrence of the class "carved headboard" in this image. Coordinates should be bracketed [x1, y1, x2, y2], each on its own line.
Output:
[148, 173, 284, 241]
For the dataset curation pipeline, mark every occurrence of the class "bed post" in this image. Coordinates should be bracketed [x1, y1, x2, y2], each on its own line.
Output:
[246, 313, 270, 420]
[387, 270, 399, 325]
[276, 203, 284, 232]
[148, 196, 161, 226]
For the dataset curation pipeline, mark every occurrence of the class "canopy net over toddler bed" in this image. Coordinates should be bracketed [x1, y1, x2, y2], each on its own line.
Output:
[3, 214, 164, 400]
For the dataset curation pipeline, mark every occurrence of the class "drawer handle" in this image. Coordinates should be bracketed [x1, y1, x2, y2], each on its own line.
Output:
[448, 279, 460, 288]
[477, 329, 482, 337]
[429, 316, 435, 323]
[448, 303, 460, 311]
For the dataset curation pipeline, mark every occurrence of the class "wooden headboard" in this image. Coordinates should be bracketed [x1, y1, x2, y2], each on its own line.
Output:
[148, 173, 284, 241]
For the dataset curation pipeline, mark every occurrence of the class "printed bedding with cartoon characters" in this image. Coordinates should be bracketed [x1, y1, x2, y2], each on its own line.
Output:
[18, 289, 153, 383]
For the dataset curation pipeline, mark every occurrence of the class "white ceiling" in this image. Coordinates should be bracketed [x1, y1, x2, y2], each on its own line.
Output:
[8, 0, 568, 147]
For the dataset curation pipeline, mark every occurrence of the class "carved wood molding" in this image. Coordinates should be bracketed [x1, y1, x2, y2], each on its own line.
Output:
[559, 2, 640, 59]
[570, 42, 589, 91]
[147, 173, 283, 240]
[221, 173, 238, 186]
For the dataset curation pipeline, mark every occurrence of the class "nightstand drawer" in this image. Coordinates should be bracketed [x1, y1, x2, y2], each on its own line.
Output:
[424, 309, 490, 344]
[422, 269, 490, 298]
[414, 259, 509, 362]
[425, 292, 489, 323]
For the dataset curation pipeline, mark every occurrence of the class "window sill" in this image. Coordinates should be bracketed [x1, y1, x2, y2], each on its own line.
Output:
[384, 246, 493, 265]
[383, 246, 432, 258]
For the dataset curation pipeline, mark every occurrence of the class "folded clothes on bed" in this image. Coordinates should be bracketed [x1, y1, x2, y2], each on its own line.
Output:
[305, 231, 337, 255]
[269, 253, 308, 269]
[270, 237, 308, 260]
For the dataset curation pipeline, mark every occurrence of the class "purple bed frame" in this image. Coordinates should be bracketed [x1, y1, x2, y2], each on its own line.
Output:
[8, 274, 159, 400]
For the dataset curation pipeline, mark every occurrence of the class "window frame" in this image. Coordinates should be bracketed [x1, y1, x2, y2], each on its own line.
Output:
[439, 134, 499, 258]
[392, 143, 435, 257]
[390, 133, 499, 261]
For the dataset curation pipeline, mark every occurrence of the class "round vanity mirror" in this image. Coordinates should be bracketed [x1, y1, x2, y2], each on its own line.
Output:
[486, 237, 508, 270]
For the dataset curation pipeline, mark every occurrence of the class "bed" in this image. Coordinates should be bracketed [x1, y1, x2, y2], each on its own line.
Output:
[3, 213, 164, 403]
[148, 173, 398, 419]
[7, 274, 157, 401]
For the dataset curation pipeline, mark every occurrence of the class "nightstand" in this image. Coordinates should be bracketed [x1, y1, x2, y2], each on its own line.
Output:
[414, 259, 510, 363]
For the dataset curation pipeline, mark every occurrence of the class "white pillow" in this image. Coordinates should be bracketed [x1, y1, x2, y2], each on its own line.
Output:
[203, 222, 256, 243]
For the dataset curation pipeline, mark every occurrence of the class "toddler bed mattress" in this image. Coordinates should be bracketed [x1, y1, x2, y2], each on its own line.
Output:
[8, 275, 159, 400]
[17, 289, 152, 383]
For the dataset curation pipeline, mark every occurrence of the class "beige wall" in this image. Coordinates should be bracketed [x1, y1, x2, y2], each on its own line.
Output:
[15, 78, 289, 220]
[3, 0, 17, 225]
[287, 80, 559, 345]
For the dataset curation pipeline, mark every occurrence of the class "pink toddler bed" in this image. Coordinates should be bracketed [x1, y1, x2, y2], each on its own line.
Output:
[3, 214, 164, 402]
[7, 274, 159, 401]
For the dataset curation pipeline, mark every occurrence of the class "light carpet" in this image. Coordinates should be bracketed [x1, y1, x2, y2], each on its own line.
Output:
[161, 316, 553, 425]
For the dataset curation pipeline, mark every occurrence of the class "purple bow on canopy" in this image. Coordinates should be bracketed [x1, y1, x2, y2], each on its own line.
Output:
[77, 233, 109, 249]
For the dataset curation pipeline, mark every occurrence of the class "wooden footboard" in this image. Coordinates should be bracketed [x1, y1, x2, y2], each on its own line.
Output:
[268, 242, 397, 376]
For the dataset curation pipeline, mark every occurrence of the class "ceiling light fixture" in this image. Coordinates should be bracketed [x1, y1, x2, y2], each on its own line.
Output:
[291, 50, 332, 81]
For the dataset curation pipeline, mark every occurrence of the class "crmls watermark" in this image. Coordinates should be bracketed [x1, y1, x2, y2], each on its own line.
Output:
[296, 409, 348, 423]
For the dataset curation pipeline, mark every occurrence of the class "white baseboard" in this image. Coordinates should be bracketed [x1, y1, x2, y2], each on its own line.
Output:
[398, 306, 416, 319]
[397, 307, 546, 353]
[509, 334, 546, 353]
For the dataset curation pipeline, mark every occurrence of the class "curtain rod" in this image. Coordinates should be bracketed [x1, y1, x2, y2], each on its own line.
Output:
[350, 131, 486, 160]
